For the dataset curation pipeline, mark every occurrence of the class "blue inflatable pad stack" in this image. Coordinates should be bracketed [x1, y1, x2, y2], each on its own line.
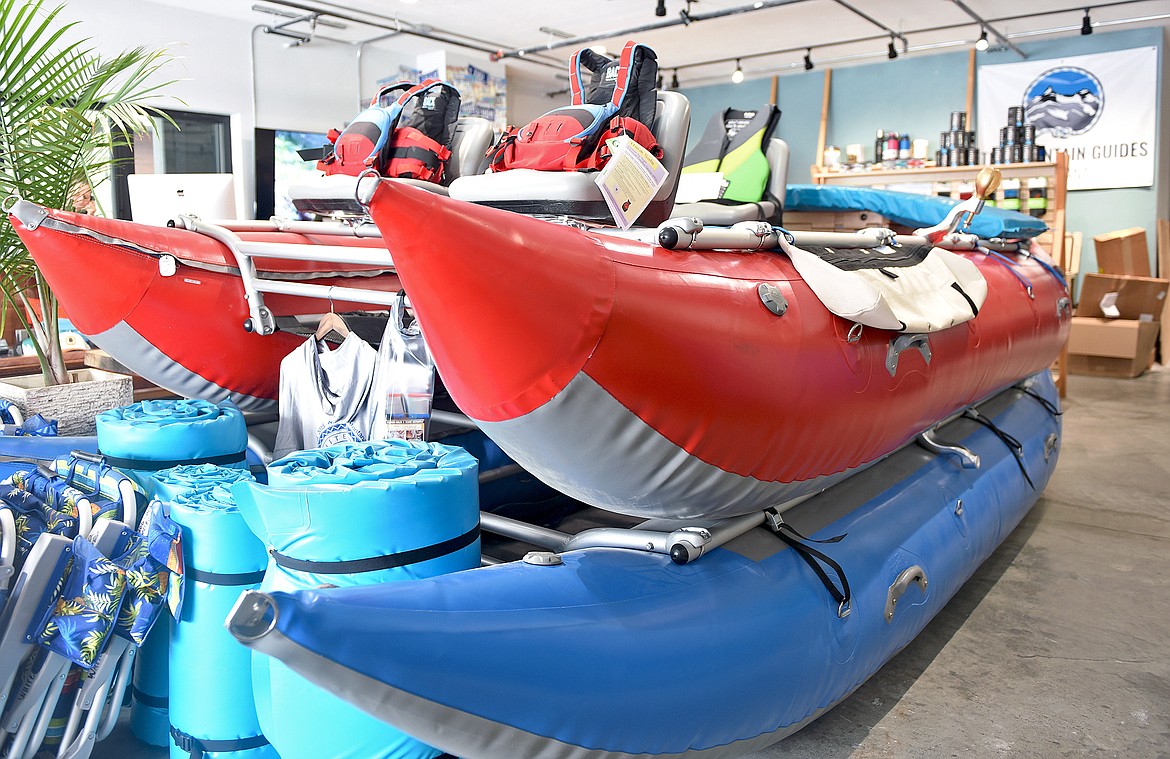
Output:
[167, 470, 277, 759]
[95, 399, 248, 497]
[232, 439, 480, 759]
[94, 399, 247, 748]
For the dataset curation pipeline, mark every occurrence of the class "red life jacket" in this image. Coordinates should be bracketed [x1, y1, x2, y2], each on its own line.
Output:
[319, 79, 461, 183]
[487, 41, 661, 173]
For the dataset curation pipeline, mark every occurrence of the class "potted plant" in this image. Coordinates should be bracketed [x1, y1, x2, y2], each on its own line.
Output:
[0, 0, 173, 431]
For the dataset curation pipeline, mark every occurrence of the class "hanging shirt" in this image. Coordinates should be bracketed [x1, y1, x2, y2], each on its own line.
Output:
[274, 332, 381, 459]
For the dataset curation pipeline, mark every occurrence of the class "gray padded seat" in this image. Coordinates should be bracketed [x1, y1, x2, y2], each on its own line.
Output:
[670, 137, 789, 225]
[448, 91, 691, 227]
[289, 116, 495, 216]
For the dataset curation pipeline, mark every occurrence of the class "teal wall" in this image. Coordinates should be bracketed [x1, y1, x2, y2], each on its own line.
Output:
[680, 27, 1166, 279]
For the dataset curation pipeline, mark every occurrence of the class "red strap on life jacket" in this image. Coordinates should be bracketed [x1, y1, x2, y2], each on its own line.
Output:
[609, 41, 637, 111]
[568, 50, 585, 106]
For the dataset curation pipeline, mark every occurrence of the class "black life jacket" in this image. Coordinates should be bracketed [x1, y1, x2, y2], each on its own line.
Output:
[317, 79, 461, 183]
[681, 105, 780, 203]
[486, 41, 661, 172]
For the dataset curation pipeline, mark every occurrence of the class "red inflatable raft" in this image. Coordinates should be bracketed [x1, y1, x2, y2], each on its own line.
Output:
[9, 204, 396, 411]
[365, 180, 1071, 519]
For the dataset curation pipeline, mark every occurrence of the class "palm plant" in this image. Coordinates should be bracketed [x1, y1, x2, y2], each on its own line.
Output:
[1, 0, 173, 384]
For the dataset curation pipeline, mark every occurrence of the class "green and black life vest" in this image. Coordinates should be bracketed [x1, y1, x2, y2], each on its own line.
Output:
[681, 105, 779, 203]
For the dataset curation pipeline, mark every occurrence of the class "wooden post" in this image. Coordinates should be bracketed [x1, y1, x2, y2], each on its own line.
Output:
[815, 68, 832, 173]
[965, 49, 976, 130]
[769, 75, 778, 105]
[1051, 150, 1070, 399]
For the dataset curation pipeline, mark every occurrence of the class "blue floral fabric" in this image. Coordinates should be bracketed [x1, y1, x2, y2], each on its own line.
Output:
[109, 529, 169, 645]
[33, 536, 127, 669]
[1, 484, 50, 560]
[137, 500, 184, 620]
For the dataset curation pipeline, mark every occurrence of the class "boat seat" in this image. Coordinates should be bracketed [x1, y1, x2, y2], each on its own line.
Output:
[290, 116, 495, 217]
[448, 90, 691, 227]
[670, 137, 789, 225]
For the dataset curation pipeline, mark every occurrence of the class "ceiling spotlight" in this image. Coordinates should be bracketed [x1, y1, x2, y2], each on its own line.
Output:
[655, 0, 666, 17]
[887, 36, 898, 59]
[1081, 8, 1093, 35]
[671, 69, 680, 89]
[657, 74, 664, 88]
[732, 59, 744, 83]
[975, 28, 989, 51]
[803, 49, 814, 71]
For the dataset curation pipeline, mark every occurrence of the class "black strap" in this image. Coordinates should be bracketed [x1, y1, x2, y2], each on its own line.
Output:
[965, 409, 1035, 490]
[170, 726, 269, 759]
[766, 511, 851, 609]
[1016, 384, 1062, 418]
[97, 450, 247, 472]
[270, 524, 480, 575]
[187, 567, 267, 587]
[132, 686, 168, 709]
[950, 281, 980, 317]
[386, 145, 441, 170]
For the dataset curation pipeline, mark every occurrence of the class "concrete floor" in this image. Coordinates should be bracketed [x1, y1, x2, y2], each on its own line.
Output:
[88, 368, 1170, 759]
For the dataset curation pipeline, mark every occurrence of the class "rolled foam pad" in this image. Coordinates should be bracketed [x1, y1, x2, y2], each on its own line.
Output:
[168, 473, 276, 759]
[152, 464, 255, 506]
[232, 440, 479, 759]
[96, 399, 246, 746]
[96, 400, 247, 493]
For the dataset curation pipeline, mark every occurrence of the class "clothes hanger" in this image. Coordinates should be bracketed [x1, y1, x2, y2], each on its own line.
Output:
[314, 290, 350, 343]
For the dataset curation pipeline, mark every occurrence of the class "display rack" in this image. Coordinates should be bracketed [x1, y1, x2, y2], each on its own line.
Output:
[810, 153, 1072, 397]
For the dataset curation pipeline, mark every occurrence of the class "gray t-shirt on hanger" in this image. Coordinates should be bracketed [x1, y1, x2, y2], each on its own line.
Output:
[274, 332, 380, 458]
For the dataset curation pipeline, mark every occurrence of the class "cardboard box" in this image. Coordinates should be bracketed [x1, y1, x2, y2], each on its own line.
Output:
[1070, 274, 1167, 378]
[1076, 273, 1168, 321]
[1093, 227, 1151, 276]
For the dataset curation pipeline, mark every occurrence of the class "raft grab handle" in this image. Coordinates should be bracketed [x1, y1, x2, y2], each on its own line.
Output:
[885, 565, 928, 623]
[916, 429, 980, 470]
[227, 590, 280, 642]
[886, 333, 931, 376]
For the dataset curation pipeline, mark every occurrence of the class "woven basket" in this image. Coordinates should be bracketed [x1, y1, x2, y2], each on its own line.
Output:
[0, 368, 134, 436]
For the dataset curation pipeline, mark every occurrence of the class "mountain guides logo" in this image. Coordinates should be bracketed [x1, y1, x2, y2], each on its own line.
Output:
[1023, 66, 1103, 138]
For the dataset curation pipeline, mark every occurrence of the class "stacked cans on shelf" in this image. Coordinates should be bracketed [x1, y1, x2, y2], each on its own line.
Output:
[936, 111, 979, 167]
[990, 105, 1046, 164]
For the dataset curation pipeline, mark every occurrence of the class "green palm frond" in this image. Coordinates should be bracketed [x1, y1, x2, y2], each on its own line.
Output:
[1, 0, 175, 384]
[53, 596, 88, 616]
[79, 628, 106, 664]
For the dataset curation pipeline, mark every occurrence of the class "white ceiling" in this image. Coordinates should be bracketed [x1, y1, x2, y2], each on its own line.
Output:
[155, 0, 1170, 86]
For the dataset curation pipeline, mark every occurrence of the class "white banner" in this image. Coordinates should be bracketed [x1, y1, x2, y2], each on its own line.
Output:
[977, 47, 1156, 191]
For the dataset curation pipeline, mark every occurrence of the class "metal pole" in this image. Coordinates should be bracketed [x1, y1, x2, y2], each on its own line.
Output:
[949, 0, 1028, 58]
[830, 0, 908, 49]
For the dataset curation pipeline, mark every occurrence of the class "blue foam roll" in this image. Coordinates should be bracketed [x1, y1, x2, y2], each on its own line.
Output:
[95, 400, 248, 495]
[233, 440, 479, 759]
[168, 476, 276, 759]
[152, 464, 255, 507]
[95, 399, 246, 746]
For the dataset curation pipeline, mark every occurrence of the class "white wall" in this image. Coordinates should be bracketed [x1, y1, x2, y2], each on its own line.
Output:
[56, 0, 558, 218]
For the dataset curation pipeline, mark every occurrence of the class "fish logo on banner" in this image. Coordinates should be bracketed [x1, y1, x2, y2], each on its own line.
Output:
[1023, 67, 1103, 138]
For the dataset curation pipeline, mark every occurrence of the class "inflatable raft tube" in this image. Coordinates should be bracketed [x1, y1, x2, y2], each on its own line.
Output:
[233, 440, 479, 759]
[229, 372, 1061, 759]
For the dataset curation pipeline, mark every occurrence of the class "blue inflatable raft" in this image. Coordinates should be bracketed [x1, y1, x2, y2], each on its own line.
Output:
[229, 371, 1061, 759]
